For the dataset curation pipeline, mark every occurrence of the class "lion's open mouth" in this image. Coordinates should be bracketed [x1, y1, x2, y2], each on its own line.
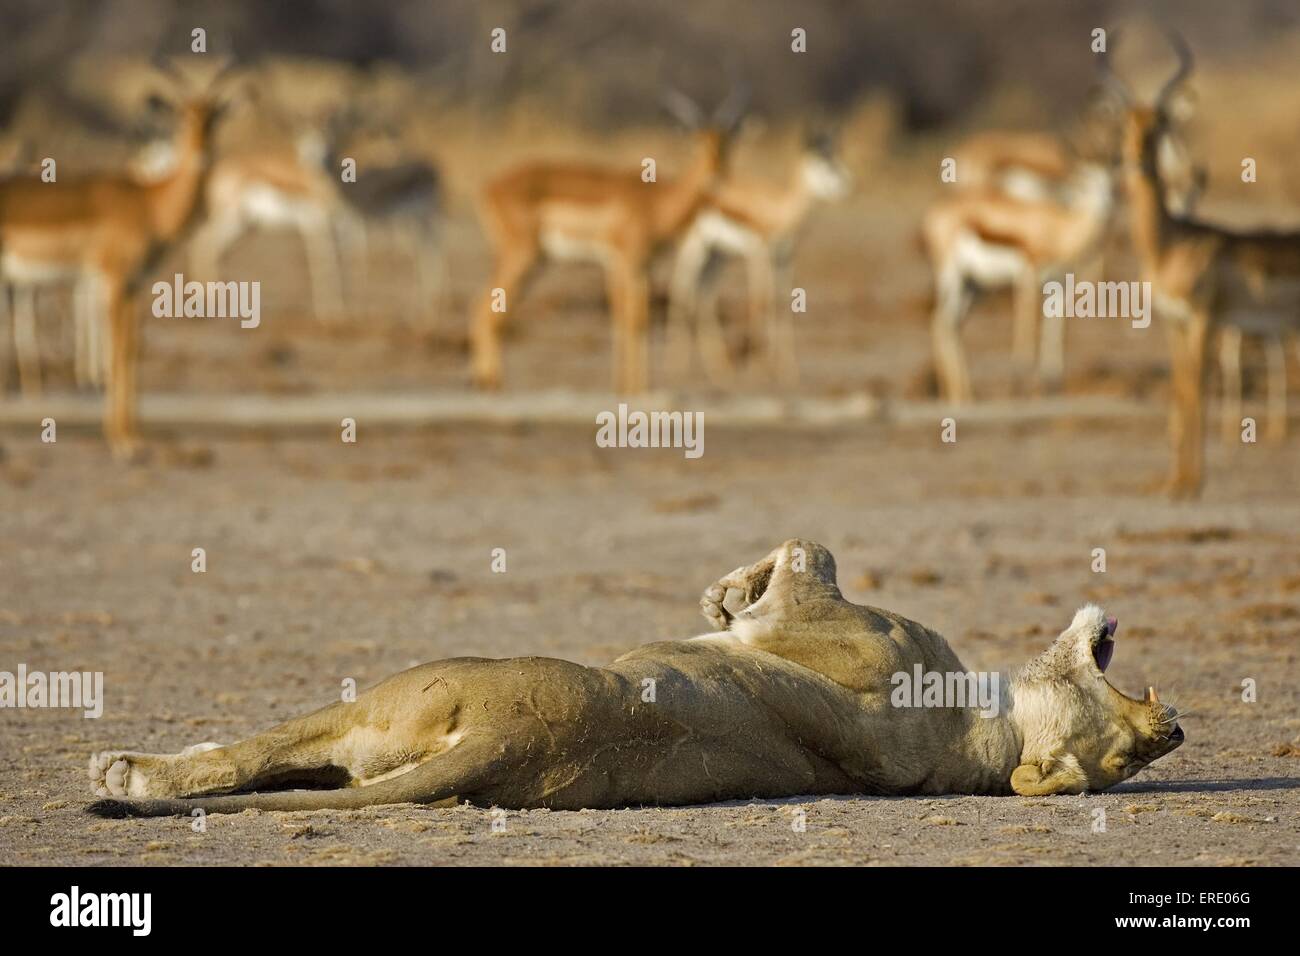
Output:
[1093, 615, 1117, 672]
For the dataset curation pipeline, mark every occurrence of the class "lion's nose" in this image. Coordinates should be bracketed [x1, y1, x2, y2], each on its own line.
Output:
[1170, 725, 1184, 742]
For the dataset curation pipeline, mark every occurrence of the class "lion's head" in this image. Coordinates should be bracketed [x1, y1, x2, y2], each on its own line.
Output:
[1009, 605, 1184, 796]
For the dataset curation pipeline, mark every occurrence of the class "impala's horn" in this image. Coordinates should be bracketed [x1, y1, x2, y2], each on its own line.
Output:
[150, 53, 190, 89]
[1155, 29, 1194, 110]
[1095, 28, 1134, 107]
[662, 88, 707, 130]
[712, 78, 751, 133]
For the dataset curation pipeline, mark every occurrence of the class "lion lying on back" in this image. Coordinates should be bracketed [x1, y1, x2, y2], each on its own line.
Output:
[86, 539, 1183, 817]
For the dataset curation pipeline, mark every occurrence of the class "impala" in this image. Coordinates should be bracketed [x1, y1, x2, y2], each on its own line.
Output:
[950, 129, 1075, 203]
[332, 150, 442, 323]
[925, 103, 1206, 403]
[923, 159, 1114, 403]
[952, 123, 1202, 214]
[664, 128, 850, 386]
[188, 118, 348, 321]
[1104, 33, 1300, 495]
[0, 58, 238, 456]
[1216, 324, 1296, 444]
[470, 88, 747, 393]
[3, 133, 182, 397]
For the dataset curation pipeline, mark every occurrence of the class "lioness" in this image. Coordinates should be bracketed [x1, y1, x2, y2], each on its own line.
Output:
[86, 539, 1183, 817]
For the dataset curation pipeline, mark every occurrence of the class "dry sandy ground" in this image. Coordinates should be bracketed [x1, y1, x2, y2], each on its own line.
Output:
[1, 416, 1298, 866]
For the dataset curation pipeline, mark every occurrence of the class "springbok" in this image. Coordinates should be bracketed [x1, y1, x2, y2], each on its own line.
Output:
[188, 112, 347, 321]
[923, 160, 1115, 403]
[332, 147, 443, 324]
[925, 98, 1206, 402]
[664, 128, 850, 386]
[469, 87, 747, 393]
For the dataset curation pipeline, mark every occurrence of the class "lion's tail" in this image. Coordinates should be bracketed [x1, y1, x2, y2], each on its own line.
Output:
[86, 786, 409, 818]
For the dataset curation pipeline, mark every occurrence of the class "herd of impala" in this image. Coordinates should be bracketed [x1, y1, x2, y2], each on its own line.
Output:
[0, 32, 1296, 497]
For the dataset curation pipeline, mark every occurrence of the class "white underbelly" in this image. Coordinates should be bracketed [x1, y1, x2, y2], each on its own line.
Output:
[242, 186, 324, 226]
[692, 211, 760, 254]
[953, 231, 1027, 288]
[0, 254, 84, 285]
[996, 169, 1058, 204]
[540, 229, 610, 264]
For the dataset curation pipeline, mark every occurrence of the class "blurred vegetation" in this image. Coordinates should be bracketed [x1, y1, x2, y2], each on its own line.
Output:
[3, 0, 1300, 130]
[3, 0, 1300, 217]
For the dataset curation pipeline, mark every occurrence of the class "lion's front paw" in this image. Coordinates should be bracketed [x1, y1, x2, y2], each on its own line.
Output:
[88, 751, 168, 798]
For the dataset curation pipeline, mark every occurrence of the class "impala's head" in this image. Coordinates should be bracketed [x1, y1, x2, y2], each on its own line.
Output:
[662, 81, 750, 176]
[800, 130, 851, 201]
[1100, 28, 1195, 178]
[146, 56, 243, 155]
[1009, 605, 1184, 796]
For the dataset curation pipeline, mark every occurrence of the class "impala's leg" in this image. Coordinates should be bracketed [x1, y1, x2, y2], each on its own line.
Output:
[630, 260, 652, 394]
[694, 251, 734, 386]
[1218, 325, 1243, 445]
[13, 285, 41, 398]
[102, 276, 140, 460]
[1186, 314, 1211, 494]
[470, 242, 538, 390]
[769, 248, 798, 386]
[1012, 270, 1039, 365]
[748, 246, 793, 386]
[189, 214, 242, 282]
[666, 229, 709, 380]
[1265, 333, 1287, 443]
[932, 268, 973, 404]
[302, 214, 346, 322]
[0, 284, 10, 392]
[1032, 273, 1065, 391]
[610, 253, 650, 394]
[74, 274, 105, 389]
[73, 278, 91, 388]
[1164, 313, 1210, 498]
[412, 227, 446, 325]
[332, 210, 368, 312]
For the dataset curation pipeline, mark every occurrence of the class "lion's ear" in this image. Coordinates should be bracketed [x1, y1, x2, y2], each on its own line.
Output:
[1010, 758, 1086, 796]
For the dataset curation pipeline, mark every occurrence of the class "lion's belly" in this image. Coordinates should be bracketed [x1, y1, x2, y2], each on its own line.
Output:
[474, 734, 858, 810]
[467, 648, 864, 809]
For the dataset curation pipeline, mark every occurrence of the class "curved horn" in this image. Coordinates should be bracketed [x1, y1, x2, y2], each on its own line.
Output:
[1155, 29, 1194, 109]
[712, 78, 750, 132]
[661, 88, 706, 129]
[150, 53, 192, 93]
[1095, 29, 1134, 107]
